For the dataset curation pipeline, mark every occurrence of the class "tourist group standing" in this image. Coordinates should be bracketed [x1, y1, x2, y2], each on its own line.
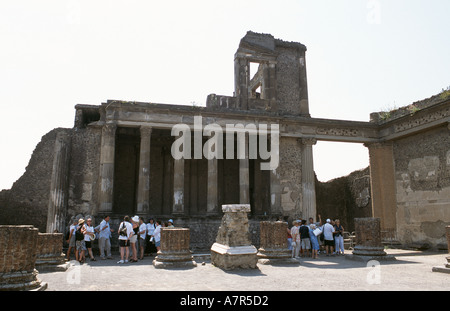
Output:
[289, 214, 346, 259]
[66, 215, 175, 264]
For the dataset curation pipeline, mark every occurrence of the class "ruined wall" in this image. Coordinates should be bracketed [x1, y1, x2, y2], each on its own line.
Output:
[67, 126, 102, 222]
[394, 126, 450, 249]
[316, 167, 372, 232]
[0, 128, 69, 231]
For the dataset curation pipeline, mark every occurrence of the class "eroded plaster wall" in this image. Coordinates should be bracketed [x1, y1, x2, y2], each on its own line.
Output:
[394, 126, 450, 248]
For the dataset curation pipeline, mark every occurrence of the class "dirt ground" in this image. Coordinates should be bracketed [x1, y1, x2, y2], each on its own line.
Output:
[37, 249, 449, 292]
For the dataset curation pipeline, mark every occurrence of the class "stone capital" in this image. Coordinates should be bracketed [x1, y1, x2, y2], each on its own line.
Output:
[140, 126, 153, 137]
[299, 137, 317, 146]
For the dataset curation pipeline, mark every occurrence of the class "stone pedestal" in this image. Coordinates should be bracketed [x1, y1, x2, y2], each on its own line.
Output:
[210, 204, 258, 270]
[257, 221, 299, 265]
[35, 233, 69, 272]
[346, 218, 396, 262]
[0, 226, 47, 291]
[153, 228, 197, 268]
[432, 226, 450, 274]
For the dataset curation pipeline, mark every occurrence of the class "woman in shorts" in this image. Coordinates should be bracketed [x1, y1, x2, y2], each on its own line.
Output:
[117, 216, 133, 264]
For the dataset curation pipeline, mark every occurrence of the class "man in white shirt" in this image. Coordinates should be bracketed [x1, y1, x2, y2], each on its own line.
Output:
[323, 219, 335, 256]
[98, 215, 113, 260]
[138, 217, 147, 260]
[118, 216, 134, 264]
[146, 218, 157, 255]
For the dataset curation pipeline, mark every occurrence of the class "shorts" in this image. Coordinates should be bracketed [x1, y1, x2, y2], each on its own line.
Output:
[119, 239, 129, 247]
[76, 240, 86, 251]
[324, 239, 334, 247]
[85, 240, 92, 249]
[155, 241, 161, 248]
[69, 236, 76, 247]
[301, 238, 311, 250]
[139, 238, 146, 248]
[130, 235, 137, 244]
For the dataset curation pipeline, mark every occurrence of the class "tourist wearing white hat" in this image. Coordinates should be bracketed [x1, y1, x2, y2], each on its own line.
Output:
[290, 220, 301, 258]
[167, 219, 174, 228]
[323, 218, 335, 256]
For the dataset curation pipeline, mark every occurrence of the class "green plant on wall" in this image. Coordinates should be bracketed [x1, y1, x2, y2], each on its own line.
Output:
[439, 86, 450, 100]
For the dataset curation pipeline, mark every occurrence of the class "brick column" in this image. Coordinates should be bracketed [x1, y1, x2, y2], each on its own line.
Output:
[0, 226, 47, 291]
[173, 158, 185, 215]
[36, 233, 69, 272]
[136, 126, 152, 216]
[365, 142, 397, 232]
[301, 138, 317, 221]
[46, 131, 72, 233]
[153, 228, 197, 268]
[347, 218, 395, 261]
[257, 221, 299, 265]
[207, 158, 219, 215]
[98, 123, 117, 214]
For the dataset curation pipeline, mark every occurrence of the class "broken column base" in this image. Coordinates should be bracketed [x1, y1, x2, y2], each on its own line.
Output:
[345, 246, 396, 262]
[153, 251, 197, 269]
[211, 243, 258, 270]
[36, 254, 70, 272]
[257, 248, 300, 265]
[0, 269, 48, 291]
[432, 256, 450, 274]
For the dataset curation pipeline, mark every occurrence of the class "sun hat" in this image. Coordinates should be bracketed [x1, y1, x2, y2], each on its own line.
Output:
[78, 218, 85, 225]
[326, 219, 331, 223]
[132, 216, 139, 222]
[168, 219, 174, 224]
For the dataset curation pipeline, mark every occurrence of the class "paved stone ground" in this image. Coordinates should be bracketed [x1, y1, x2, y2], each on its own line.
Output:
[38, 249, 449, 291]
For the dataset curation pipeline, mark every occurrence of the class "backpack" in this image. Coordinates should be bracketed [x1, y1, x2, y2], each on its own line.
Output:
[75, 226, 84, 241]
[119, 222, 128, 237]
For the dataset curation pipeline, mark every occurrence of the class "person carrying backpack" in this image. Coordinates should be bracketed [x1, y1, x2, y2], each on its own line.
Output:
[75, 218, 87, 264]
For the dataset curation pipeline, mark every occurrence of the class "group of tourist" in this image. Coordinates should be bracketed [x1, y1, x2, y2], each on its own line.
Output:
[65, 215, 175, 265]
[287, 214, 345, 259]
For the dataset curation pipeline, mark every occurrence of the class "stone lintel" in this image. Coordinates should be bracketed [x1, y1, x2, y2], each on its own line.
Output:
[221, 204, 251, 213]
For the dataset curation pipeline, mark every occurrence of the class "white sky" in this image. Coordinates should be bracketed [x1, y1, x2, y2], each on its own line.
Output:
[1, 0, 449, 190]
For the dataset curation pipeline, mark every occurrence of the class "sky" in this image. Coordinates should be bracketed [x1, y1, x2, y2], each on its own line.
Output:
[1, 0, 449, 190]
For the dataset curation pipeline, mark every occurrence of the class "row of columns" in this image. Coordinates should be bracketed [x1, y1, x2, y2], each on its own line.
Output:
[97, 123, 319, 220]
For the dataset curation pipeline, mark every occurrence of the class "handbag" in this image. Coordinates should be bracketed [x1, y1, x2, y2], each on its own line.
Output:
[313, 228, 322, 237]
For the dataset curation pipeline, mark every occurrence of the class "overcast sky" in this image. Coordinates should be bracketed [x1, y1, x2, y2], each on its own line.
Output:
[1, 0, 449, 190]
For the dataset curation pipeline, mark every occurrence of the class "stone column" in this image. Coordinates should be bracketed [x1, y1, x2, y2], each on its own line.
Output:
[239, 134, 250, 204]
[173, 158, 185, 215]
[210, 204, 258, 270]
[46, 131, 72, 233]
[365, 142, 397, 232]
[234, 57, 249, 110]
[301, 138, 317, 222]
[153, 228, 197, 268]
[98, 123, 117, 214]
[0, 226, 47, 291]
[35, 233, 69, 272]
[257, 221, 299, 265]
[346, 218, 395, 261]
[136, 126, 152, 216]
[207, 158, 219, 215]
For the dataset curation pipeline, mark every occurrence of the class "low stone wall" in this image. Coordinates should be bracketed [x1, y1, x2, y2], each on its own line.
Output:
[0, 225, 47, 291]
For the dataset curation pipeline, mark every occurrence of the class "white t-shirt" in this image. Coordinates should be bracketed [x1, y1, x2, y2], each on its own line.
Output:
[139, 223, 147, 239]
[118, 221, 133, 240]
[153, 225, 162, 242]
[99, 220, 111, 239]
[147, 222, 156, 236]
[69, 224, 77, 239]
[323, 223, 335, 241]
[84, 225, 94, 242]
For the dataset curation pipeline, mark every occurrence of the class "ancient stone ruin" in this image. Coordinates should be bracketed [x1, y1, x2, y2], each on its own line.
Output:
[0, 31, 448, 253]
[0, 226, 47, 291]
[210, 204, 258, 270]
[257, 221, 299, 265]
[35, 233, 70, 272]
[153, 228, 197, 269]
[346, 217, 396, 261]
[432, 226, 450, 274]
